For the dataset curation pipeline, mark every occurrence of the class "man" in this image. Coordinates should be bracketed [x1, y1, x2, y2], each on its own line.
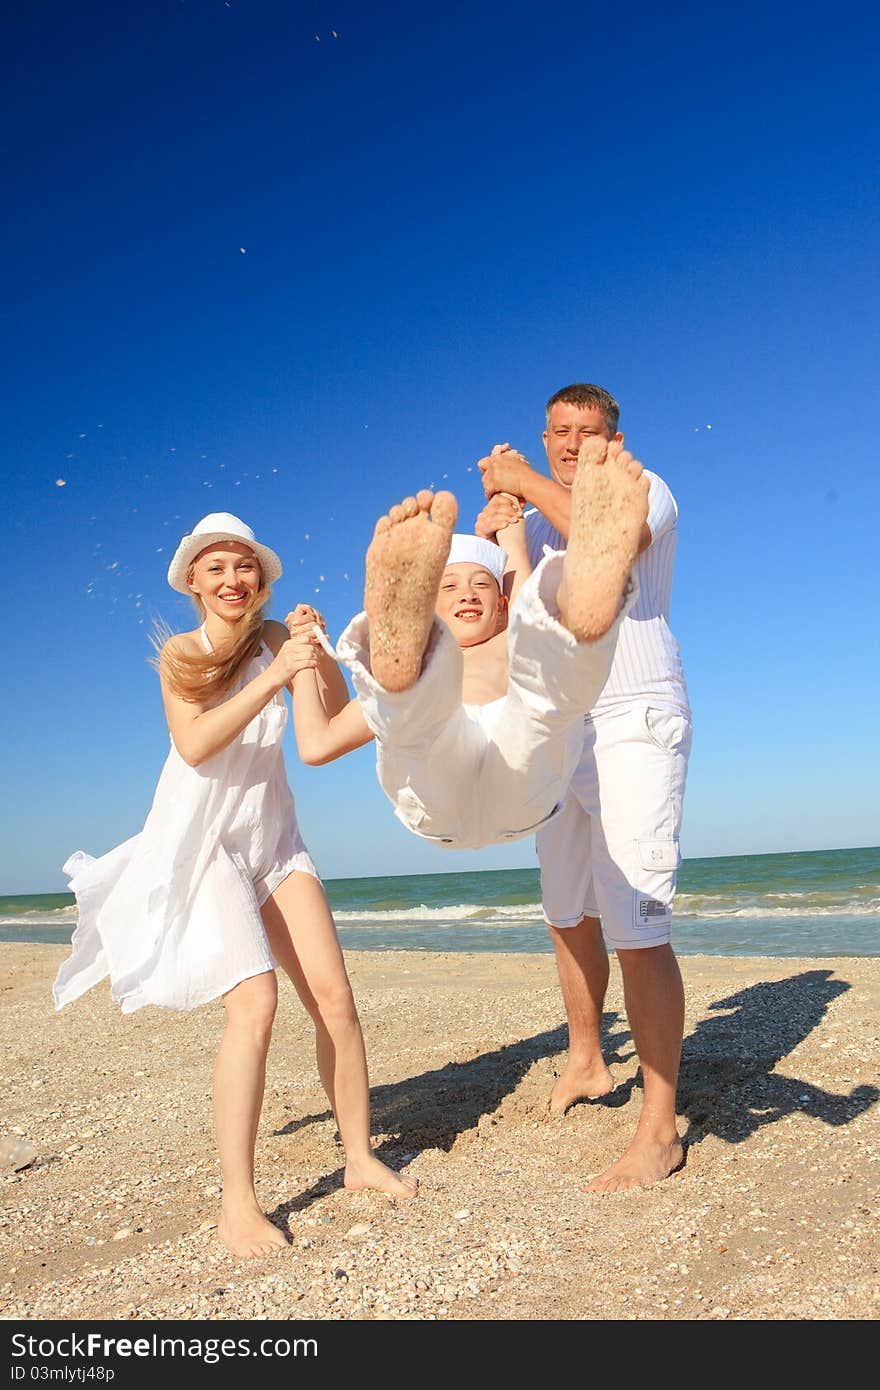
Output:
[476, 382, 692, 1193]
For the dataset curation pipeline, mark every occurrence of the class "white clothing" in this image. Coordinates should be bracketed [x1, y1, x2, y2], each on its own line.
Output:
[54, 631, 319, 1015]
[334, 553, 633, 851]
[525, 469, 691, 947]
[536, 701, 692, 949]
[525, 470, 689, 715]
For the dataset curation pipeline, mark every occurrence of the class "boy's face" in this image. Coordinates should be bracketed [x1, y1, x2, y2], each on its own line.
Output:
[542, 402, 622, 489]
[436, 562, 507, 648]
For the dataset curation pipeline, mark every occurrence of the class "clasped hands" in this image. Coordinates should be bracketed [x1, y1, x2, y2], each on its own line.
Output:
[475, 443, 532, 541]
[271, 604, 327, 684]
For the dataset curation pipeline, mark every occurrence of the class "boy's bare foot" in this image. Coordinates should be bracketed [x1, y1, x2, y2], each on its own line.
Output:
[218, 1200, 289, 1259]
[558, 438, 649, 642]
[547, 1057, 615, 1116]
[365, 489, 457, 691]
[344, 1153, 419, 1199]
[583, 1134, 685, 1194]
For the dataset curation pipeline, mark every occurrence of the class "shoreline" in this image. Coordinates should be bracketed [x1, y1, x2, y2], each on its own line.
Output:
[2, 945, 878, 1321]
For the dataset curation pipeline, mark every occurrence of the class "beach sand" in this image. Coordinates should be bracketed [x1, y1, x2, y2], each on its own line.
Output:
[1, 945, 877, 1321]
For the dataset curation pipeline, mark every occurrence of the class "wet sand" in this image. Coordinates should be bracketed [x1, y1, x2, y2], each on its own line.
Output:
[1, 945, 878, 1321]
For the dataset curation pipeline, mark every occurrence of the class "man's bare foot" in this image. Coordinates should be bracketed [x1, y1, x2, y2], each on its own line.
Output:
[583, 1134, 685, 1194]
[218, 1201, 289, 1258]
[558, 438, 649, 641]
[344, 1153, 419, 1199]
[365, 489, 458, 691]
[547, 1057, 615, 1116]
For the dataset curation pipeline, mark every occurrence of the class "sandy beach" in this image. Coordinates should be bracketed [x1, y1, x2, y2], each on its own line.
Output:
[1, 944, 877, 1322]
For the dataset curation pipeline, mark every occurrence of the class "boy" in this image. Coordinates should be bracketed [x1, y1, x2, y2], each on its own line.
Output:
[291, 439, 648, 851]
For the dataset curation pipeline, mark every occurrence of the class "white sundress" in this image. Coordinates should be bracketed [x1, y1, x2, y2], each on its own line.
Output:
[53, 627, 319, 1015]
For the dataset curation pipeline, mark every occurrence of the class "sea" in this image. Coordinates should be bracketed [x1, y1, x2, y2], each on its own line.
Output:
[1, 846, 877, 958]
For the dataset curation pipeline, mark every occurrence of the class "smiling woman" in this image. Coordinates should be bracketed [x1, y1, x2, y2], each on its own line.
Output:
[158, 512, 282, 707]
[51, 510, 418, 1260]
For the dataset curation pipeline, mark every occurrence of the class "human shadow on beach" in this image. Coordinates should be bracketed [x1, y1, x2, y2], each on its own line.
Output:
[612, 968, 878, 1149]
[276, 1014, 633, 1145]
[269, 1014, 635, 1216]
[268, 969, 877, 1219]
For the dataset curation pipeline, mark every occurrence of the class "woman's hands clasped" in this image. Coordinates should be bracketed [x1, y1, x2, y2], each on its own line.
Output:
[271, 604, 327, 686]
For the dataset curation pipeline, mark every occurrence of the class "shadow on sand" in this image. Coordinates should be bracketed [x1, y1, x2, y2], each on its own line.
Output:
[270, 968, 877, 1220]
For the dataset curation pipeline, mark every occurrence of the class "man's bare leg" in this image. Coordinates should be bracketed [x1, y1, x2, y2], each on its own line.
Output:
[365, 489, 458, 691]
[557, 438, 648, 641]
[585, 943, 685, 1193]
[548, 916, 614, 1114]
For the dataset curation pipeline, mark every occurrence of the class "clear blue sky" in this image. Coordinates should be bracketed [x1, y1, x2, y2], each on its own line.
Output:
[4, 1, 879, 893]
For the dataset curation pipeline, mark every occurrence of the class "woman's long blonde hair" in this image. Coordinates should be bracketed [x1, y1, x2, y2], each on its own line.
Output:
[151, 563, 272, 703]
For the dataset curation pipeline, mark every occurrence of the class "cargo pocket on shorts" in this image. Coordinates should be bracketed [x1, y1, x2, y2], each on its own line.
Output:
[632, 838, 680, 933]
[644, 706, 691, 757]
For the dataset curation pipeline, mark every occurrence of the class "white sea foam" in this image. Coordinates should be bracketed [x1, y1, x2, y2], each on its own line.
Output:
[332, 893, 880, 927]
[675, 898, 880, 919]
[12, 895, 877, 932]
[332, 901, 543, 926]
[0, 909, 79, 926]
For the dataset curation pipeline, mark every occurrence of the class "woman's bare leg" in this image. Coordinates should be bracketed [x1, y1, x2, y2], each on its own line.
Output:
[262, 871, 418, 1198]
[215, 969, 289, 1256]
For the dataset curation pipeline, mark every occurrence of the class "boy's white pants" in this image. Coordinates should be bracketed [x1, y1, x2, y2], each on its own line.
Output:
[335, 554, 634, 851]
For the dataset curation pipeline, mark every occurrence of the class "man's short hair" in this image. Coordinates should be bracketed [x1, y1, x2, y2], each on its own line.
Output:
[545, 383, 620, 435]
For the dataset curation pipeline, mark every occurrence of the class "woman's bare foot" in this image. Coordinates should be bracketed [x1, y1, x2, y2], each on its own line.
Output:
[218, 1199, 290, 1258]
[344, 1153, 419, 1199]
[583, 1134, 685, 1194]
[558, 438, 649, 641]
[547, 1057, 615, 1116]
[365, 489, 458, 691]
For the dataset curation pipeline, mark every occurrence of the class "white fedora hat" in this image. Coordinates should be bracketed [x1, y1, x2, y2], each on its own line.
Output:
[166, 513, 283, 594]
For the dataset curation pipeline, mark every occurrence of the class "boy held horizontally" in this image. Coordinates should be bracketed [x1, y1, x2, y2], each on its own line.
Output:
[290, 439, 648, 851]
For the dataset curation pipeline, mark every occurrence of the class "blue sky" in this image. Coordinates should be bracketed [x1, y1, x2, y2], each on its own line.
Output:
[4, 1, 879, 893]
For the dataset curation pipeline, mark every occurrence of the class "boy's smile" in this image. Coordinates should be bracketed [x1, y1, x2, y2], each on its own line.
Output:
[436, 562, 507, 648]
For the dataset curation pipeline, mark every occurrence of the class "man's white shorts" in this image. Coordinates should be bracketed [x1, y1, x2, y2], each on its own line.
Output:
[536, 701, 692, 951]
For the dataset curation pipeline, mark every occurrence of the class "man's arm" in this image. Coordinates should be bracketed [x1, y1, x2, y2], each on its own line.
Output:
[479, 444, 653, 552]
[478, 449, 575, 538]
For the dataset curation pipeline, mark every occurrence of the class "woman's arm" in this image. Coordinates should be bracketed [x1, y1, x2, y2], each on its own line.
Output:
[291, 666, 374, 765]
[160, 627, 318, 767]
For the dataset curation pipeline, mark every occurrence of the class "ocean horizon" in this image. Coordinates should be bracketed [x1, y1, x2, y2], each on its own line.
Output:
[2, 845, 878, 958]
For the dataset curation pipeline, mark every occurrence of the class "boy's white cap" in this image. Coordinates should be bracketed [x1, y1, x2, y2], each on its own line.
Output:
[166, 513, 283, 594]
[445, 534, 507, 586]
